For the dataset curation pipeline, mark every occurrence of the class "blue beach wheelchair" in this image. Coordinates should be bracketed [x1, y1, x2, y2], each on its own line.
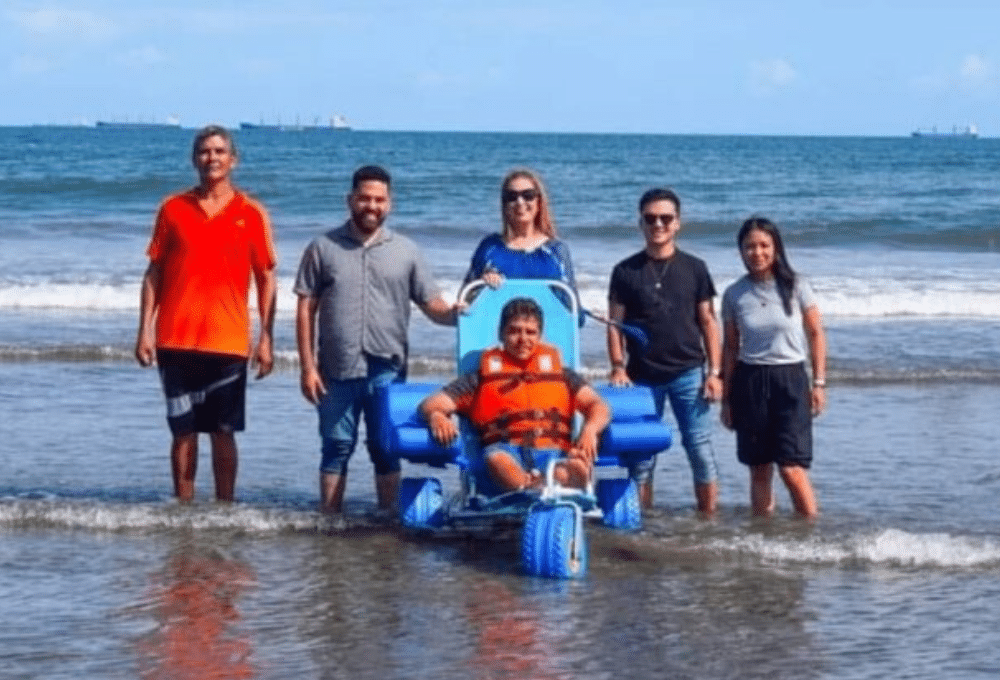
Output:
[377, 279, 672, 578]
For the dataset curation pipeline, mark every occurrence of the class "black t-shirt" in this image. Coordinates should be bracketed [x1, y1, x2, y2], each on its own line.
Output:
[608, 249, 716, 383]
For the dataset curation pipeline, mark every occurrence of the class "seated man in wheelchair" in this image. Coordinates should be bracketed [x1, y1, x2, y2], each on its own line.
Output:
[420, 297, 610, 493]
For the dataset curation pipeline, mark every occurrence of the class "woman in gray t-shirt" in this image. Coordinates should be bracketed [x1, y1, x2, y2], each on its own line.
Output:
[721, 217, 827, 519]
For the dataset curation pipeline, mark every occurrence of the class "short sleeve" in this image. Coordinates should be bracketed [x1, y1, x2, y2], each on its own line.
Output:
[293, 240, 324, 298]
[146, 203, 170, 263]
[695, 259, 716, 303]
[442, 372, 480, 413]
[247, 198, 277, 273]
[408, 244, 441, 306]
[464, 234, 497, 285]
[608, 263, 625, 306]
[796, 276, 817, 312]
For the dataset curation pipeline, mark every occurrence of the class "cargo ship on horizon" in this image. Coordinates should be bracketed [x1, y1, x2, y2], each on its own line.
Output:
[95, 116, 181, 130]
[239, 114, 351, 131]
[911, 123, 978, 138]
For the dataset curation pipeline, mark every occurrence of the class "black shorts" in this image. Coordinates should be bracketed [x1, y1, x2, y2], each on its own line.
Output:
[157, 349, 247, 436]
[728, 362, 812, 468]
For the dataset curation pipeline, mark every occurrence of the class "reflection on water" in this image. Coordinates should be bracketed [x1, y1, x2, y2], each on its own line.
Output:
[134, 535, 258, 680]
[465, 578, 569, 680]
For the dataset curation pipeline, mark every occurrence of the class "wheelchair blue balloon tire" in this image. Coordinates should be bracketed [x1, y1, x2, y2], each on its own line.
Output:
[596, 478, 642, 530]
[399, 477, 445, 529]
[521, 504, 587, 578]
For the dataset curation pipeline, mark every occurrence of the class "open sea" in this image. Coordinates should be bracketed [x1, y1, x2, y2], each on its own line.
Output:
[1, 126, 999, 679]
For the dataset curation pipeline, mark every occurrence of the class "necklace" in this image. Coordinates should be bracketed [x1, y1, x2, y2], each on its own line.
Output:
[749, 278, 775, 307]
[649, 257, 673, 290]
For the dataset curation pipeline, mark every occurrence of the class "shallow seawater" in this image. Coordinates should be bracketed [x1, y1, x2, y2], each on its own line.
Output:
[3, 128, 1000, 678]
[3, 364, 1000, 679]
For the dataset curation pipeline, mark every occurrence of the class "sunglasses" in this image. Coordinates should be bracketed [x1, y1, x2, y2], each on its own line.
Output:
[642, 212, 676, 227]
[502, 188, 540, 204]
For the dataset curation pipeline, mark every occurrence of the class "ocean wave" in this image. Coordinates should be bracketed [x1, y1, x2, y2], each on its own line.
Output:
[0, 498, 348, 534]
[0, 344, 134, 363]
[2, 275, 999, 320]
[707, 528, 1000, 569]
[2, 343, 999, 385]
[6, 498, 994, 572]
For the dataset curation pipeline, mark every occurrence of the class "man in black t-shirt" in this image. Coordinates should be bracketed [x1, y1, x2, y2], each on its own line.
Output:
[607, 188, 722, 515]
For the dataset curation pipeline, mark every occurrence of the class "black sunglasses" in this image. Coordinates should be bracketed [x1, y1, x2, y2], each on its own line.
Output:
[642, 212, 676, 227]
[502, 188, 540, 204]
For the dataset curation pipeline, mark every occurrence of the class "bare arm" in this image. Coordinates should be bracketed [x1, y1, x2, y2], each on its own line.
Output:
[420, 295, 459, 327]
[697, 298, 723, 401]
[803, 304, 827, 416]
[251, 266, 277, 379]
[571, 385, 611, 464]
[419, 390, 460, 445]
[606, 301, 631, 386]
[134, 261, 161, 367]
[720, 317, 740, 430]
[295, 295, 326, 404]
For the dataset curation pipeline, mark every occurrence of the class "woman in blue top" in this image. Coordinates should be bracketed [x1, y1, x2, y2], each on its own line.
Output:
[464, 168, 578, 293]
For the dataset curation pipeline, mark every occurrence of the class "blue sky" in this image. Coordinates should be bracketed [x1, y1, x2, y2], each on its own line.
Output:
[3, 0, 999, 135]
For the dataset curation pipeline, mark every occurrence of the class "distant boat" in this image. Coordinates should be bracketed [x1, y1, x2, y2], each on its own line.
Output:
[911, 124, 978, 138]
[95, 116, 181, 130]
[239, 115, 351, 132]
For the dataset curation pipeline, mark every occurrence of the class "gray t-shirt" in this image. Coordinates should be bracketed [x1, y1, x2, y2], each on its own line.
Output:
[721, 275, 817, 365]
[294, 222, 441, 380]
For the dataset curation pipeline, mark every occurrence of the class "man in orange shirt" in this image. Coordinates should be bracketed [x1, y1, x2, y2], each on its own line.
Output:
[135, 125, 277, 502]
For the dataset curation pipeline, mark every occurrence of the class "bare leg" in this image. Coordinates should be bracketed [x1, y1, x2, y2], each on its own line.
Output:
[695, 480, 718, 516]
[170, 433, 199, 502]
[749, 463, 776, 517]
[486, 452, 535, 491]
[554, 459, 590, 489]
[637, 480, 654, 509]
[778, 465, 818, 519]
[375, 471, 400, 511]
[320, 472, 346, 514]
[210, 432, 238, 502]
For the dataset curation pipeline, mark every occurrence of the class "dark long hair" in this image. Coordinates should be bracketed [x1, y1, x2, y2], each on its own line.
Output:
[737, 217, 796, 316]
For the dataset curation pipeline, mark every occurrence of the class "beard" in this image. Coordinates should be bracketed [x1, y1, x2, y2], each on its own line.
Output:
[350, 207, 387, 235]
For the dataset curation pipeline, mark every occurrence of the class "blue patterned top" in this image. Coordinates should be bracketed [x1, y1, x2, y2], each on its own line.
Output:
[464, 233, 583, 325]
[464, 233, 577, 288]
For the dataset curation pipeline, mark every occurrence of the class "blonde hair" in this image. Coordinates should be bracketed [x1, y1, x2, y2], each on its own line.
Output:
[500, 168, 557, 239]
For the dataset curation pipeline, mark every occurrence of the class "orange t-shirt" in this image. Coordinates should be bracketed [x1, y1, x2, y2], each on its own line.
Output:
[147, 189, 276, 357]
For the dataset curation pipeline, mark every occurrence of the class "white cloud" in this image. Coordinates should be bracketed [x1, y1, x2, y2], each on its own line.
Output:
[912, 54, 996, 95]
[8, 8, 117, 41]
[959, 54, 995, 92]
[749, 58, 797, 95]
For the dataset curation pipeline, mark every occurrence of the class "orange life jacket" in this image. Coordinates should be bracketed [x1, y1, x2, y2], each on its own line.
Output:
[468, 343, 574, 451]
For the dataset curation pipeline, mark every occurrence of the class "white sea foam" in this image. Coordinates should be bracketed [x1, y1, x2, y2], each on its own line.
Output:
[0, 277, 304, 314]
[0, 498, 334, 534]
[5, 275, 998, 320]
[709, 528, 1000, 569]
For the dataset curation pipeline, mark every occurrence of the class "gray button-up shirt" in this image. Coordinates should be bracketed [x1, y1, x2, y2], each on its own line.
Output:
[294, 222, 441, 380]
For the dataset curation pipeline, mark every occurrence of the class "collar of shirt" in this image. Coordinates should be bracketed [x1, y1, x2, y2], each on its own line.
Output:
[332, 220, 394, 248]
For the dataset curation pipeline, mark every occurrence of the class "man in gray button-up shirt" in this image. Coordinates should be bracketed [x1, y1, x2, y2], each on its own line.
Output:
[294, 165, 457, 514]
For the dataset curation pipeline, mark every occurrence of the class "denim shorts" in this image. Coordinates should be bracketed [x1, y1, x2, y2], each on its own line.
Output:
[474, 443, 562, 497]
[316, 355, 404, 476]
[630, 366, 718, 485]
